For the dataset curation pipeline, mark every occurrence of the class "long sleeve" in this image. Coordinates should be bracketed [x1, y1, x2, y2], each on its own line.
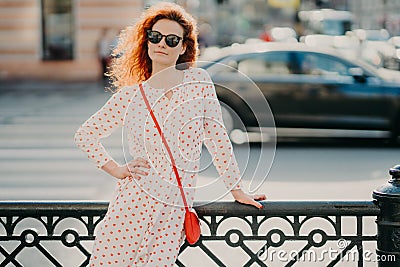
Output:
[200, 69, 242, 191]
[74, 86, 134, 169]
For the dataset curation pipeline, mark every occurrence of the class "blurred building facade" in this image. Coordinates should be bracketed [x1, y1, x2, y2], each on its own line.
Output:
[0, 0, 399, 82]
[0, 0, 142, 81]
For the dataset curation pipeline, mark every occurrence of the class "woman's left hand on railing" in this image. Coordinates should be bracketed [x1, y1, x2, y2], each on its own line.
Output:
[230, 189, 266, 209]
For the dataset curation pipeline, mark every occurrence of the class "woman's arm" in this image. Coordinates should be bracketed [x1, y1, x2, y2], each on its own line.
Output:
[74, 86, 134, 169]
[200, 69, 266, 208]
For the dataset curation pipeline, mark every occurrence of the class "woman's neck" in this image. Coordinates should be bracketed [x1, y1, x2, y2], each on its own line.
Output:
[148, 64, 183, 90]
[151, 64, 176, 77]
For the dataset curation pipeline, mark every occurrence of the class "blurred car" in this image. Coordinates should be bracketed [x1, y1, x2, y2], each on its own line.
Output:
[350, 29, 397, 70]
[351, 29, 390, 42]
[270, 27, 298, 43]
[298, 9, 354, 36]
[300, 34, 360, 60]
[201, 42, 400, 143]
[388, 36, 400, 70]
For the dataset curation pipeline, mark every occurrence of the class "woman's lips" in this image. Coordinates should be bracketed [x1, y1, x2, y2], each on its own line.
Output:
[155, 51, 167, 55]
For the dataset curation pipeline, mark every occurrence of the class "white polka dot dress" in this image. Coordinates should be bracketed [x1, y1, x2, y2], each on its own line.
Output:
[74, 67, 242, 266]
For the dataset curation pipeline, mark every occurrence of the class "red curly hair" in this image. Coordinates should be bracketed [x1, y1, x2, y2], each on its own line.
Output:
[108, 2, 199, 90]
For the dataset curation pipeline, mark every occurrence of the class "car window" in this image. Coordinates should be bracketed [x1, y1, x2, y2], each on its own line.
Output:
[205, 58, 238, 74]
[298, 52, 350, 76]
[237, 52, 299, 76]
[207, 51, 359, 78]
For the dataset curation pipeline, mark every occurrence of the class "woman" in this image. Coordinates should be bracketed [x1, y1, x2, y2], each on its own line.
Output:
[75, 2, 266, 266]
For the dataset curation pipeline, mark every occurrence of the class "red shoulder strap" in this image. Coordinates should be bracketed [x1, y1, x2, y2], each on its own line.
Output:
[139, 83, 190, 211]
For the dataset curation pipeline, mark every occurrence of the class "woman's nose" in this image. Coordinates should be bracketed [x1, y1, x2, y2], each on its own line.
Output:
[157, 37, 167, 48]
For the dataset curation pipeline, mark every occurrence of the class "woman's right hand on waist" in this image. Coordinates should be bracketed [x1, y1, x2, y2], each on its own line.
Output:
[101, 158, 151, 180]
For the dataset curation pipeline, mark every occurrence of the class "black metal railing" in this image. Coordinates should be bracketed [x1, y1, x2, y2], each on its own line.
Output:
[2, 165, 400, 266]
[0, 200, 381, 266]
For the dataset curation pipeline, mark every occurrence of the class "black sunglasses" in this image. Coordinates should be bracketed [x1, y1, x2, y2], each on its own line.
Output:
[147, 30, 183, 48]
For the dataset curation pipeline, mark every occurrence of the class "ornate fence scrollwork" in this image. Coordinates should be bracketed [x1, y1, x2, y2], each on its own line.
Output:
[0, 201, 380, 266]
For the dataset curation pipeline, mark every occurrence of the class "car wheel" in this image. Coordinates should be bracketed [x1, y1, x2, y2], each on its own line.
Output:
[221, 104, 235, 135]
[220, 103, 249, 144]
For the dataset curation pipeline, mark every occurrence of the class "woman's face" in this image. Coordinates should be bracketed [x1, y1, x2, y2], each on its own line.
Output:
[147, 19, 186, 68]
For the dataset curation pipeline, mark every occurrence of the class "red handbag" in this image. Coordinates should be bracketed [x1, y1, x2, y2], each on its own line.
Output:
[139, 83, 201, 245]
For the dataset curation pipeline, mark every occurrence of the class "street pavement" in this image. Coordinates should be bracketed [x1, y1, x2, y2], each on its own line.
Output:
[0, 80, 116, 200]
